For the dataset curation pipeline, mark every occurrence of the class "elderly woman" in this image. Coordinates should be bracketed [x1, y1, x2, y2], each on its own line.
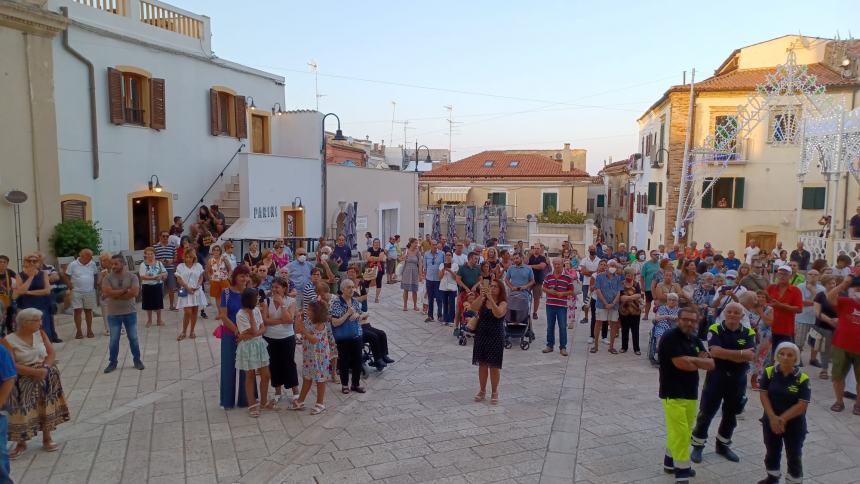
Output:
[13, 254, 58, 342]
[691, 272, 717, 339]
[757, 342, 810, 484]
[139, 247, 167, 327]
[3, 308, 70, 459]
[330, 279, 366, 394]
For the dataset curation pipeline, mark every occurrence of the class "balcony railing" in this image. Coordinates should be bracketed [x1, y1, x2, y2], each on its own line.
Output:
[72, 0, 205, 40]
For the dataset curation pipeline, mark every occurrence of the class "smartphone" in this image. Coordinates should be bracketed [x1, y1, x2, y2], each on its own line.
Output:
[444, 262, 451, 268]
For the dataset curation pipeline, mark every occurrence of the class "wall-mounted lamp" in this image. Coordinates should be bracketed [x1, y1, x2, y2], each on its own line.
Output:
[272, 102, 284, 116]
[842, 58, 851, 67]
[291, 197, 303, 210]
[247, 96, 257, 110]
[148, 175, 163, 193]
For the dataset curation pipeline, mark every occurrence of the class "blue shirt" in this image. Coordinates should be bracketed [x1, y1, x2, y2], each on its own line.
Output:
[593, 272, 623, 309]
[667, 251, 678, 261]
[332, 245, 352, 272]
[285, 260, 312, 291]
[423, 250, 445, 282]
[724, 257, 741, 271]
[386, 243, 398, 259]
[0, 345, 14, 413]
[506, 264, 534, 288]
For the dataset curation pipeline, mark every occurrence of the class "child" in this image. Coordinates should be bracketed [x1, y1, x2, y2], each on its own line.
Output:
[293, 300, 333, 415]
[458, 292, 478, 337]
[235, 288, 271, 417]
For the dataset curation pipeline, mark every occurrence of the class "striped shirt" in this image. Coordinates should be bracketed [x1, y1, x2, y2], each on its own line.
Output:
[542, 273, 574, 307]
[154, 243, 176, 269]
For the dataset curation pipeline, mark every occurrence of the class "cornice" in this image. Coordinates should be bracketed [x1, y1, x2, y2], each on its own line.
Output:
[0, 0, 68, 37]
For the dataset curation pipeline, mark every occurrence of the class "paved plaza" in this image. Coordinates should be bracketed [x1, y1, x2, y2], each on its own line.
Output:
[10, 288, 860, 484]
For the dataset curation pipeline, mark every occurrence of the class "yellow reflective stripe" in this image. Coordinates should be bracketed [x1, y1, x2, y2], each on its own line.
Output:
[799, 372, 810, 384]
[765, 366, 774, 378]
[708, 323, 720, 333]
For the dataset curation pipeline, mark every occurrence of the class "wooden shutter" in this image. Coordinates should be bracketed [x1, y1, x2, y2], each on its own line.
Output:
[701, 178, 713, 208]
[814, 187, 826, 209]
[209, 89, 219, 135]
[235, 95, 247, 139]
[61, 200, 86, 222]
[647, 182, 657, 205]
[733, 177, 745, 208]
[629, 193, 634, 222]
[658, 183, 663, 207]
[108, 67, 125, 125]
[150, 78, 166, 130]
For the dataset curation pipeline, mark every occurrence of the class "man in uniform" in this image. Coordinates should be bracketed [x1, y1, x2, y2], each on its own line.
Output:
[659, 305, 714, 483]
[690, 302, 756, 463]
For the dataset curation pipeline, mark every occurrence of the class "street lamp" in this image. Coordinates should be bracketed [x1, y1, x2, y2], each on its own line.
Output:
[147, 175, 163, 193]
[321, 113, 346, 238]
[414, 144, 432, 173]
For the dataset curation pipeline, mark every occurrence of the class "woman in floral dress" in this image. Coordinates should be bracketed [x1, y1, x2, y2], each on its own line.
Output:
[749, 289, 774, 389]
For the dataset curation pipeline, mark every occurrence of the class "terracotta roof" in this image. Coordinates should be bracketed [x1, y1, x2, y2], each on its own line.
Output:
[419, 151, 590, 179]
[639, 62, 860, 120]
[598, 159, 629, 176]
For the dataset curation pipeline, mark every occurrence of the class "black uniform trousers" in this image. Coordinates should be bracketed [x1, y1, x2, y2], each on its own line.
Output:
[762, 418, 805, 481]
[691, 370, 747, 446]
[362, 324, 389, 360]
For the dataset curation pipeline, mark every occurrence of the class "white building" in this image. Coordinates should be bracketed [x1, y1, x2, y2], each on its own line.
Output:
[633, 107, 670, 251]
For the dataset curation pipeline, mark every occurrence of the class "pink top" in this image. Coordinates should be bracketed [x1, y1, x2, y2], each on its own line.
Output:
[272, 250, 290, 269]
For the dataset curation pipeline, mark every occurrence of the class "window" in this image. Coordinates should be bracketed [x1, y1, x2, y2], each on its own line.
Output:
[209, 88, 247, 138]
[107, 67, 165, 129]
[587, 198, 595, 213]
[768, 106, 801, 144]
[658, 117, 665, 164]
[61, 200, 87, 222]
[713, 115, 738, 160]
[542, 192, 558, 213]
[483, 160, 494, 167]
[596, 195, 605, 208]
[607, 188, 612, 207]
[701, 177, 745, 209]
[802, 187, 826, 209]
[509, 160, 520, 168]
[488, 192, 506, 205]
[647, 182, 663, 206]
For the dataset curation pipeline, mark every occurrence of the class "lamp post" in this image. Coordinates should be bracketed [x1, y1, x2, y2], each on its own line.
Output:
[321, 113, 346, 239]
[147, 175, 163, 193]
[414, 143, 431, 173]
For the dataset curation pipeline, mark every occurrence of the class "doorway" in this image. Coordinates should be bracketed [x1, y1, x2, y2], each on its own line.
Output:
[251, 114, 270, 154]
[746, 231, 777, 256]
[281, 208, 305, 239]
[131, 196, 169, 250]
[381, 208, 398, 242]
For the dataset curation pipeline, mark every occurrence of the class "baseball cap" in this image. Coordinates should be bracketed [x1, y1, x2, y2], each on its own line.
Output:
[776, 264, 792, 273]
[725, 270, 738, 279]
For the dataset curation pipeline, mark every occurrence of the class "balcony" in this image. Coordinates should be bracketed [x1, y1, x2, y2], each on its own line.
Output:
[71, 0, 207, 41]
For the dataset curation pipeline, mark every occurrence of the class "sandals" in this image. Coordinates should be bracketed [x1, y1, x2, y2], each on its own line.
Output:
[608, 348, 619, 355]
[310, 403, 326, 415]
[86, 331, 95, 338]
[490, 393, 499, 405]
[589, 347, 598, 354]
[75, 333, 84, 339]
[262, 400, 281, 411]
[248, 403, 261, 418]
[9, 443, 26, 460]
[289, 400, 305, 411]
[831, 402, 845, 412]
[42, 440, 59, 452]
[474, 391, 486, 402]
[176, 334, 186, 341]
[189, 333, 197, 339]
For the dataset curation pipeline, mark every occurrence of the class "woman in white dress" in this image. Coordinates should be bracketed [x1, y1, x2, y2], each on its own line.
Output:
[175, 251, 207, 341]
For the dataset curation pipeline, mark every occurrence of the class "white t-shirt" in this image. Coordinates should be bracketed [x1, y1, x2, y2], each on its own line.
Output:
[237, 307, 263, 334]
[744, 246, 760, 264]
[439, 262, 460, 291]
[452, 252, 468, 267]
[833, 266, 852, 277]
[714, 285, 749, 325]
[264, 296, 296, 339]
[168, 234, 181, 247]
[66, 259, 97, 292]
[579, 256, 601, 286]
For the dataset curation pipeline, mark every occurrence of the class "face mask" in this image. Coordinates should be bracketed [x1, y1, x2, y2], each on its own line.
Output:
[321, 255, 329, 261]
[725, 279, 735, 287]
[298, 255, 307, 262]
[608, 267, 617, 274]
[589, 251, 596, 256]
[638, 255, 646, 261]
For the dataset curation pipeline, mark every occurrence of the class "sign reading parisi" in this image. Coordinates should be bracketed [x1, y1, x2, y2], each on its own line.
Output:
[253, 206, 278, 219]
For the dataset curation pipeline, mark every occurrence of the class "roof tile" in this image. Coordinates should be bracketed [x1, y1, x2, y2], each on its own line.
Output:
[420, 151, 590, 179]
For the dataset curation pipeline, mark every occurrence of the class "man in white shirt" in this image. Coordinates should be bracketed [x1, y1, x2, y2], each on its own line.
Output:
[743, 239, 761, 264]
[168, 226, 182, 247]
[452, 242, 468, 267]
[579, 245, 602, 325]
[770, 241, 783, 261]
[66, 248, 98, 339]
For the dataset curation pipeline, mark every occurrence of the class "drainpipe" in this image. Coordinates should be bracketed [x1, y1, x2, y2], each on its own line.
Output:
[60, 7, 99, 179]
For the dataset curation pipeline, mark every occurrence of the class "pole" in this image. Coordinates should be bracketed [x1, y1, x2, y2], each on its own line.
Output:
[390, 101, 396, 150]
[828, 110, 846, 262]
[674, 68, 695, 244]
[446, 105, 453, 163]
[415, 140, 419, 173]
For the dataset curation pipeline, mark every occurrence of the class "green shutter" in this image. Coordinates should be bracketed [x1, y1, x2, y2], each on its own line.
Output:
[733, 177, 745, 208]
[658, 182, 663, 207]
[596, 195, 605, 207]
[647, 182, 657, 205]
[542, 193, 557, 213]
[701, 178, 713, 208]
[801, 187, 813, 209]
[814, 187, 826, 210]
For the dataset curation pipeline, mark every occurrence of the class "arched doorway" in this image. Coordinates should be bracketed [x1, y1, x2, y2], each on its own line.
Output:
[127, 191, 172, 250]
[746, 231, 777, 256]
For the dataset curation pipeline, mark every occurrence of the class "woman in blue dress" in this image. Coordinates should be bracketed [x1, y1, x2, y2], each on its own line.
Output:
[14, 254, 59, 342]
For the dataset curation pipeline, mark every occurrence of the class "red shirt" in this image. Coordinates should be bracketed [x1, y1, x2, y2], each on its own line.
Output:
[767, 284, 803, 336]
[543, 273, 574, 307]
[835, 297, 860, 353]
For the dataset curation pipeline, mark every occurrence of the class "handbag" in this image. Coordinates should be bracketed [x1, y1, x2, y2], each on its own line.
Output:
[178, 287, 188, 298]
[466, 315, 479, 332]
[213, 288, 230, 339]
[363, 267, 378, 282]
[395, 262, 404, 278]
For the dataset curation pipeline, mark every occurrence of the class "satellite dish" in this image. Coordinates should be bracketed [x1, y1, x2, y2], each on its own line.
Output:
[4, 190, 27, 204]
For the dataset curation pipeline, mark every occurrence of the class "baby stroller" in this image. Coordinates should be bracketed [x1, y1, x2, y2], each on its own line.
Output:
[504, 290, 534, 350]
[456, 310, 476, 346]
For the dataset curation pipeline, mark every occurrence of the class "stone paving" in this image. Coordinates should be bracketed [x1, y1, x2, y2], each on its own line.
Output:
[10, 286, 860, 484]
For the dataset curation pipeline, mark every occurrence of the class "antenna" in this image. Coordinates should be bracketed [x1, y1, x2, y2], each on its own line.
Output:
[308, 60, 325, 110]
[443, 105, 462, 163]
[390, 101, 396, 149]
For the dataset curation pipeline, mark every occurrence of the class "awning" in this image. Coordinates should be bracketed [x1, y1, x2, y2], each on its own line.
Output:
[431, 186, 470, 203]
[217, 218, 281, 242]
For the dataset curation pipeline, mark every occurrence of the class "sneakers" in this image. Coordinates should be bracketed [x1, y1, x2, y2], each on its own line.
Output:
[542, 347, 553, 353]
[663, 455, 674, 473]
[560, 349, 569, 357]
[757, 475, 780, 484]
[690, 445, 704, 463]
[103, 363, 117, 374]
[601, 338, 609, 345]
[133, 359, 145, 370]
[382, 356, 395, 364]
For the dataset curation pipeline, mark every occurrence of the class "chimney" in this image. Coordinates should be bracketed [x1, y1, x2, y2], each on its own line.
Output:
[563, 143, 570, 151]
[562, 158, 571, 172]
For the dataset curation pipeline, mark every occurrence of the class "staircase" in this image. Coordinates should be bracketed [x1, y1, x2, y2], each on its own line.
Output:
[217, 175, 241, 225]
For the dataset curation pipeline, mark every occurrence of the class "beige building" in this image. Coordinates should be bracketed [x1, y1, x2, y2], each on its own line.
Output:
[596, 159, 634, 247]
[0, 1, 66, 267]
[419, 151, 591, 220]
[635, 35, 860, 254]
[504, 143, 587, 173]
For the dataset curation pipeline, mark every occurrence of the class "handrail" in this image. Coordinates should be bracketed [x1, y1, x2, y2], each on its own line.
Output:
[183, 143, 244, 225]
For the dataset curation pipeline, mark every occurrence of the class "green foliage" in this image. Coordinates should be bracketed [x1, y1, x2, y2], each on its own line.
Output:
[50, 220, 101, 257]
[537, 208, 587, 224]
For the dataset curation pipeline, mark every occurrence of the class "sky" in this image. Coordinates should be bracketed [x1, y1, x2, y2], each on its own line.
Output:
[179, 0, 855, 175]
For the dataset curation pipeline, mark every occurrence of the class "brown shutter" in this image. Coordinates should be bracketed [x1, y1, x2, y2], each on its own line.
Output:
[235, 95, 247, 139]
[61, 200, 86, 222]
[150, 78, 166, 130]
[108, 67, 125, 125]
[209, 88, 219, 135]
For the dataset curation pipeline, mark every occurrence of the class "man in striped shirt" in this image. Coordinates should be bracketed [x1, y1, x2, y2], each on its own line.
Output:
[542, 258, 577, 357]
[154, 231, 177, 310]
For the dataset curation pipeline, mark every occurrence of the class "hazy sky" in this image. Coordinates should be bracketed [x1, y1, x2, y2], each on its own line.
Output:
[179, 0, 854, 174]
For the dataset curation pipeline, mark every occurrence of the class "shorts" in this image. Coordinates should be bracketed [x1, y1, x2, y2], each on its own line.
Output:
[386, 259, 397, 275]
[531, 284, 543, 300]
[165, 268, 177, 290]
[645, 290, 653, 303]
[595, 307, 619, 321]
[210, 279, 229, 299]
[71, 290, 97, 310]
[831, 346, 860, 384]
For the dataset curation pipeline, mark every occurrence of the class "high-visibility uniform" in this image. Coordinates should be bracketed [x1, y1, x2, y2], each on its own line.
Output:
[758, 365, 810, 483]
